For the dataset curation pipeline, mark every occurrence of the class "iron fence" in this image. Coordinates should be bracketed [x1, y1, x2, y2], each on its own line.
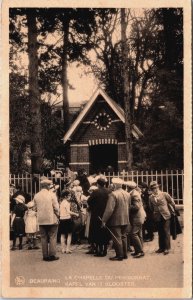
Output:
[9, 170, 184, 205]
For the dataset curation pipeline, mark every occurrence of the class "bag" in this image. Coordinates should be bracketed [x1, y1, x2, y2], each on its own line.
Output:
[170, 213, 182, 240]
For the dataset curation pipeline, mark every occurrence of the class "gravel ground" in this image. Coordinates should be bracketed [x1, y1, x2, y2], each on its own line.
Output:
[10, 232, 183, 288]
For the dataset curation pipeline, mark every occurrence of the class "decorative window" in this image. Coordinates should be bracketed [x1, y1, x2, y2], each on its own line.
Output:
[93, 112, 112, 131]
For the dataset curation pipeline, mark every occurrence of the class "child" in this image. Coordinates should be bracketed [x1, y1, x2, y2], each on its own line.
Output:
[25, 201, 39, 250]
[59, 190, 79, 254]
[11, 195, 28, 250]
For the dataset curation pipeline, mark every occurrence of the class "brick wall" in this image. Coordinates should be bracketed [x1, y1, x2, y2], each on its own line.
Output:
[69, 95, 127, 173]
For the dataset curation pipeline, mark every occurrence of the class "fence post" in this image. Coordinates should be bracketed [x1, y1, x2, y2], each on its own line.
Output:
[166, 169, 169, 193]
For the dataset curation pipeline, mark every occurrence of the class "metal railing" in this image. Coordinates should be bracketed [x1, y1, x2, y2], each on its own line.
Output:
[9, 170, 184, 205]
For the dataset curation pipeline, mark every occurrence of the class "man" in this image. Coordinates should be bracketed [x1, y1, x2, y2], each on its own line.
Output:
[102, 177, 130, 261]
[33, 176, 60, 262]
[87, 176, 110, 256]
[149, 181, 175, 255]
[125, 181, 146, 258]
[139, 182, 154, 242]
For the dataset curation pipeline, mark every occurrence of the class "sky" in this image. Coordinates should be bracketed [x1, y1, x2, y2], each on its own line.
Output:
[66, 63, 97, 105]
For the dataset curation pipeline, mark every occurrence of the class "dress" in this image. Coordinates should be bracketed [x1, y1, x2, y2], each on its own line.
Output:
[12, 203, 28, 236]
[59, 200, 73, 234]
[25, 209, 37, 234]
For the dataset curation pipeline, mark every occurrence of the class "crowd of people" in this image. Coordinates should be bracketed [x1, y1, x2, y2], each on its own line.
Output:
[10, 169, 182, 262]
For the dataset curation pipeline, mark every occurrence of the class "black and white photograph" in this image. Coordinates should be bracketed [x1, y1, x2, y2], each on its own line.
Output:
[1, 0, 192, 298]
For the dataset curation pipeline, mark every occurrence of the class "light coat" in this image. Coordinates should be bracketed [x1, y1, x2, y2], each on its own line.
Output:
[129, 189, 146, 225]
[34, 188, 59, 225]
[102, 188, 130, 226]
[149, 191, 175, 222]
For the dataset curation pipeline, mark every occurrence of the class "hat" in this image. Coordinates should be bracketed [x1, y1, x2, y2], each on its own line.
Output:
[27, 201, 34, 208]
[88, 185, 98, 192]
[124, 181, 137, 189]
[73, 180, 80, 186]
[149, 181, 159, 189]
[15, 195, 25, 204]
[61, 190, 71, 198]
[97, 175, 108, 184]
[111, 177, 124, 185]
[40, 176, 52, 185]
[138, 182, 148, 189]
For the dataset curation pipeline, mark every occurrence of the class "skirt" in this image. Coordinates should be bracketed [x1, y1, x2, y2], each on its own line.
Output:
[59, 219, 73, 235]
[13, 218, 25, 236]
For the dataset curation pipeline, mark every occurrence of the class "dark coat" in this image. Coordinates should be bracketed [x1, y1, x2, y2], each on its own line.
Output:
[77, 174, 90, 196]
[87, 187, 110, 244]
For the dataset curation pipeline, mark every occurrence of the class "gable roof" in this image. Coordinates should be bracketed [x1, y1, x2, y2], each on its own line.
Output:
[63, 88, 143, 143]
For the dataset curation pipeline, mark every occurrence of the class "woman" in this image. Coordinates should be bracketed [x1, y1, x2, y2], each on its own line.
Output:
[11, 195, 28, 250]
[59, 190, 79, 254]
[149, 181, 175, 255]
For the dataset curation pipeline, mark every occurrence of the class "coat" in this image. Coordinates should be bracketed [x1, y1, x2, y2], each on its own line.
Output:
[149, 191, 175, 222]
[33, 188, 59, 225]
[87, 187, 110, 244]
[129, 190, 146, 225]
[102, 188, 130, 227]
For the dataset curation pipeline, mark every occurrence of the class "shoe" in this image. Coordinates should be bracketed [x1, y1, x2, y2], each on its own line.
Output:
[109, 256, 123, 261]
[49, 256, 60, 261]
[61, 249, 66, 254]
[133, 252, 144, 258]
[32, 246, 40, 250]
[155, 249, 164, 253]
[123, 255, 128, 259]
[19, 245, 23, 250]
[43, 257, 50, 261]
[66, 250, 72, 254]
[127, 247, 133, 252]
[11, 246, 17, 251]
[28, 246, 33, 250]
[94, 253, 104, 257]
[131, 252, 138, 256]
[164, 250, 169, 255]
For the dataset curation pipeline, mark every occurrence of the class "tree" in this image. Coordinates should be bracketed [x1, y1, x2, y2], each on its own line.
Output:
[121, 8, 133, 170]
[26, 9, 44, 173]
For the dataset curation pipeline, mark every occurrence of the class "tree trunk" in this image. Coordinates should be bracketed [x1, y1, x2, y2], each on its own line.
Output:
[121, 8, 133, 170]
[61, 19, 70, 165]
[62, 19, 70, 132]
[27, 9, 43, 174]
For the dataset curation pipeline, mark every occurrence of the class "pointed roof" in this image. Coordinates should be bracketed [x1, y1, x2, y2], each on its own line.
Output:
[63, 88, 143, 143]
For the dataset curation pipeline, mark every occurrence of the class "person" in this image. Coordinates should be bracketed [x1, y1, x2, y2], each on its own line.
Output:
[87, 176, 110, 257]
[10, 195, 28, 250]
[74, 186, 88, 227]
[69, 189, 83, 244]
[77, 169, 90, 196]
[10, 184, 27, 215]
[33, 177, 60, 262]
[139, 182, 154, 242]
[102, 177, 130, 261]
[85, 185, 98, 254]
[126, 181, 146, 258]
[149, 181, 176, 255]
[71, 180, 81, 192]
[24, 201, 39, 250]
[59, 190, 79, 254]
